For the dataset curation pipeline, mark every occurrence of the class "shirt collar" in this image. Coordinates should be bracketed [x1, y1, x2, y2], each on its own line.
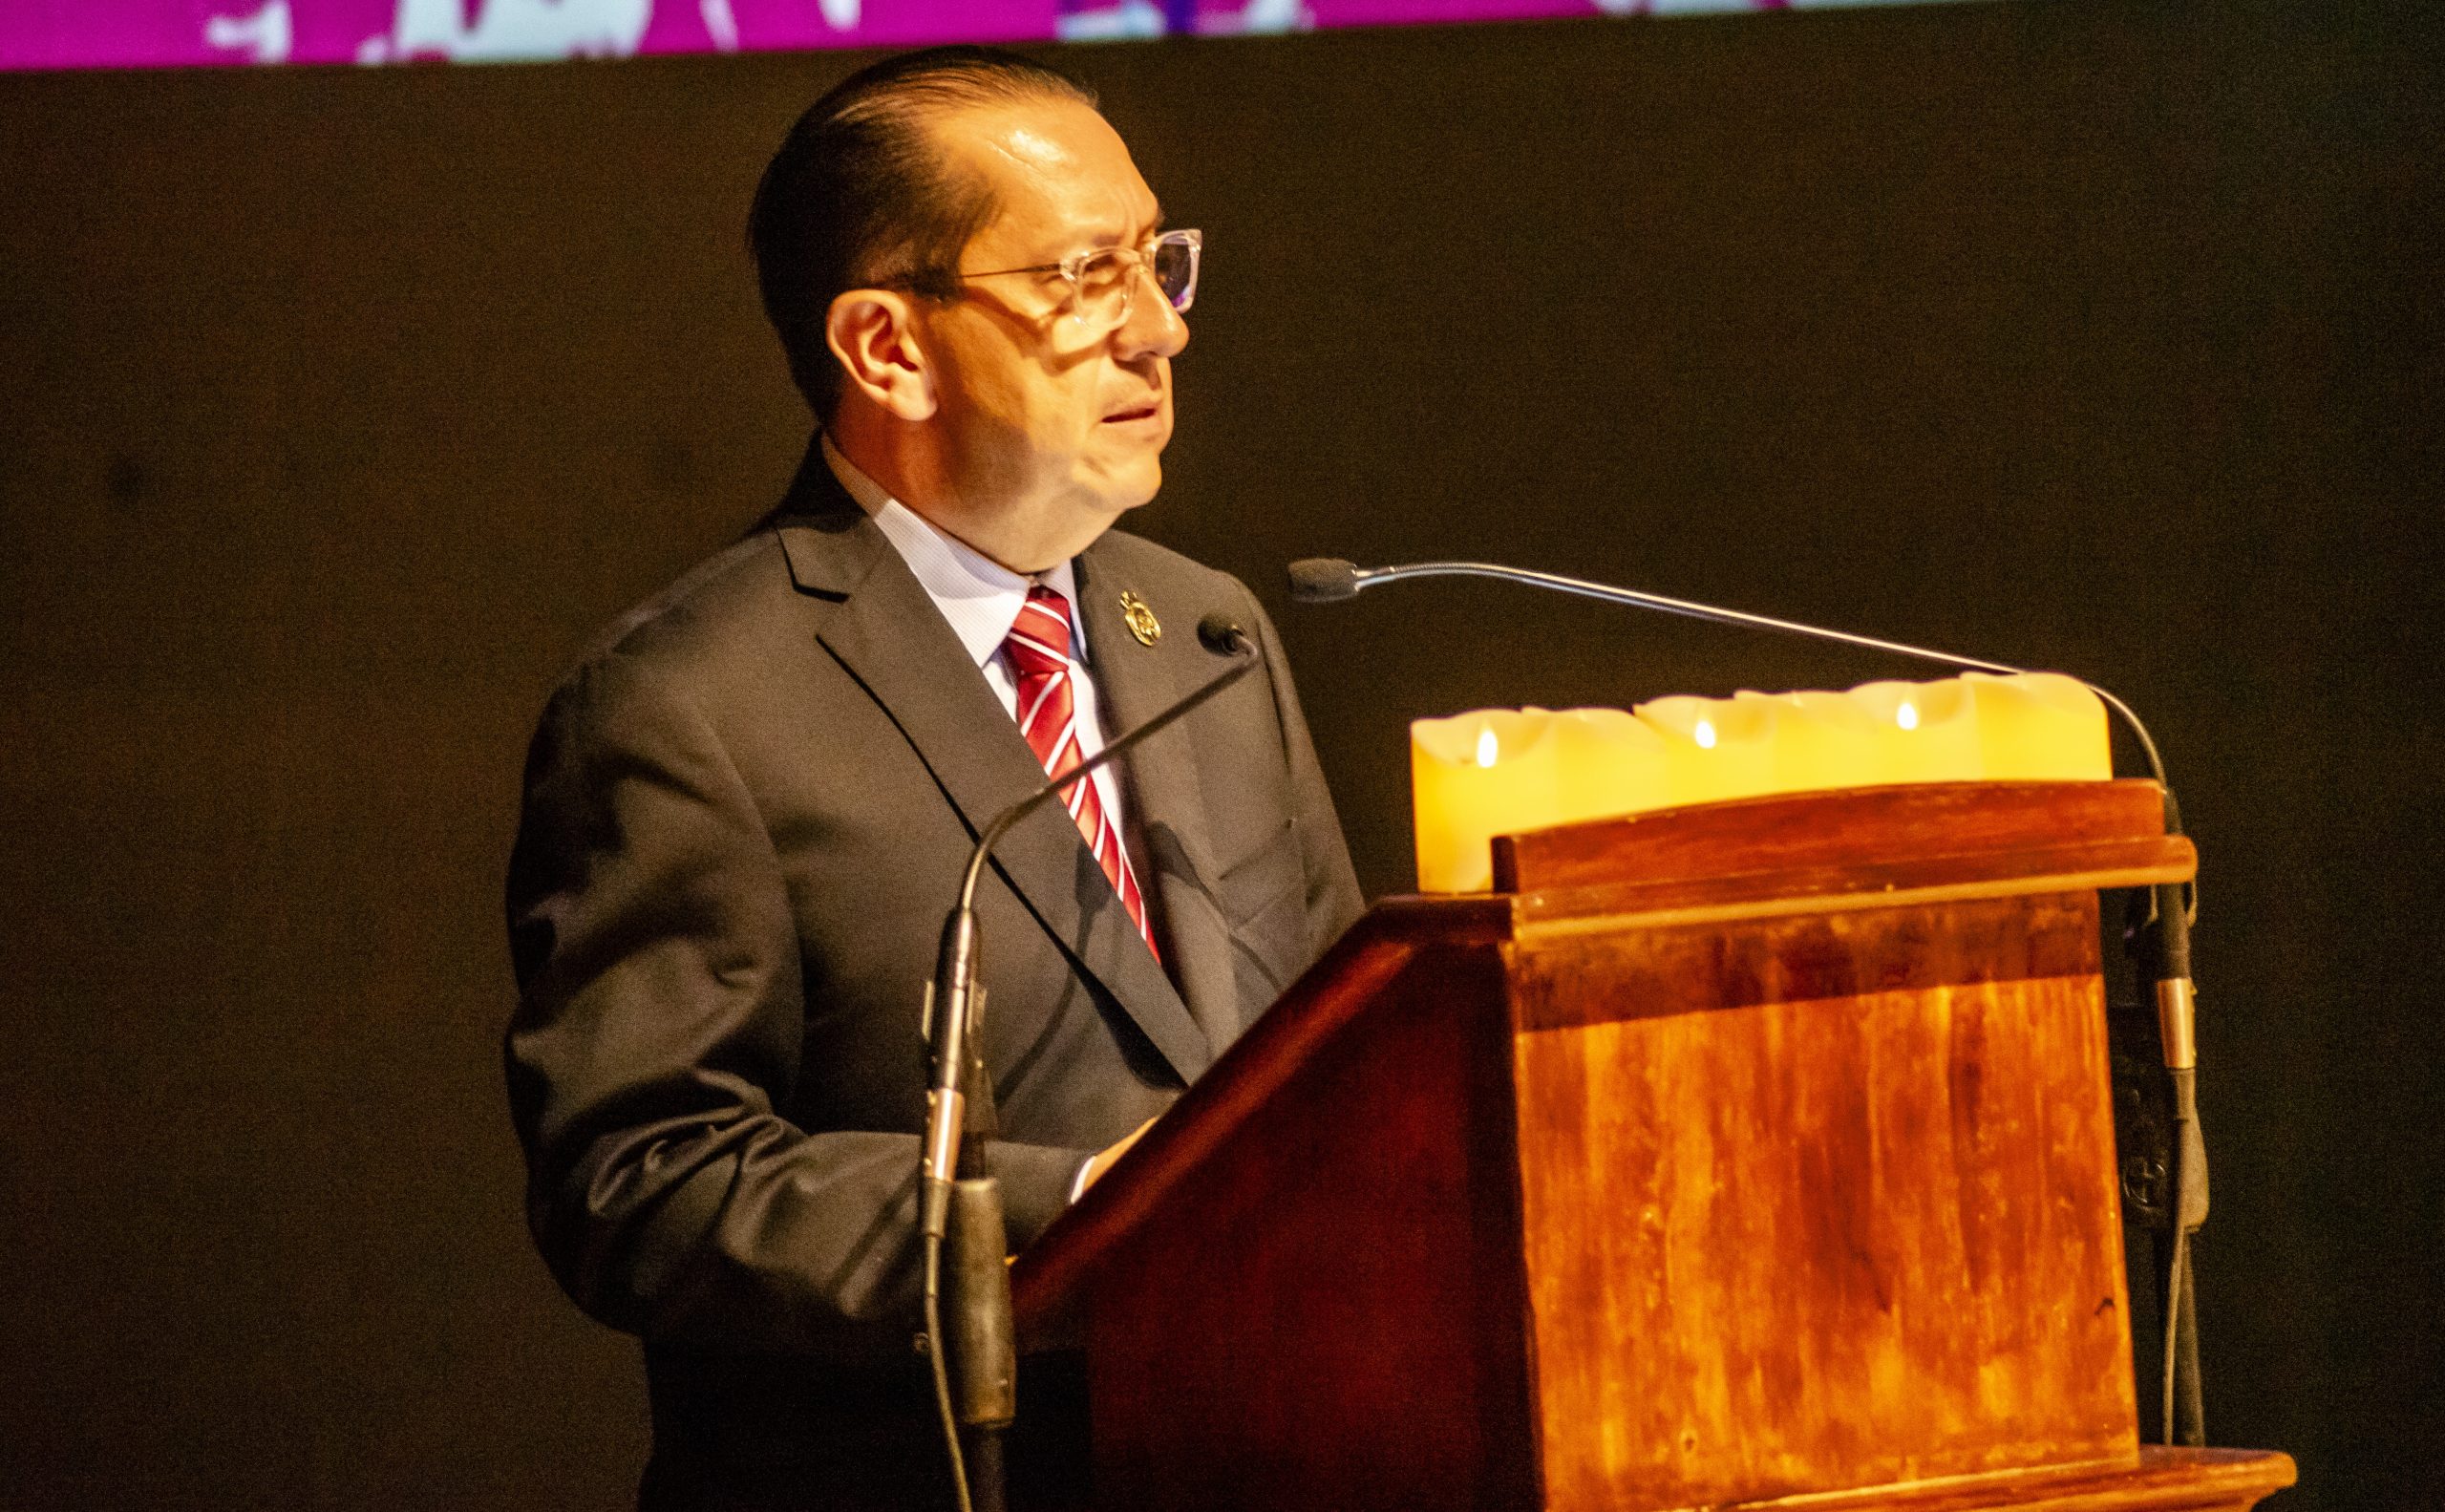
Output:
[820, 434, 1086, 670]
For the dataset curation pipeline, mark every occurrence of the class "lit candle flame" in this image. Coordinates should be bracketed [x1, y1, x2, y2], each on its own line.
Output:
[1693, 718, 1718, 750]
[1475, 727, 1499, 768]
[1896, 701, 1920, 732]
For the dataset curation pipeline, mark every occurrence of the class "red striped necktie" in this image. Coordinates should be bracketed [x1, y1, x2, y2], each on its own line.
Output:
[1003, 585, 1158, 958]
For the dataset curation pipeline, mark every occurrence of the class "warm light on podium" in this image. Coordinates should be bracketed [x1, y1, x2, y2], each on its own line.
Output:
[1411, 672, 2116, 893]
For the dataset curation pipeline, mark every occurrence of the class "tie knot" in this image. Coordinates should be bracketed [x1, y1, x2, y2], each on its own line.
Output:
[1005, 584, 1074, 676]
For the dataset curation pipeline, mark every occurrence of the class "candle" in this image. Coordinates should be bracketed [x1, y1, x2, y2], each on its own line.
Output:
[1411, 708, 1563, 893]
[1410, 674, 2111, 895]
[1734, 689, 1885, 794]
[1850, 678, 1982, 782]
[1635, 695, 1776, 806]
[1551, 707, 1673, 824]
[1965, 671, 2112, 780]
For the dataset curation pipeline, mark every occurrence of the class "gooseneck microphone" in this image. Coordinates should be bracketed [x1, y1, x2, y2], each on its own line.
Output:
[1286, 558, 2169, 781]
[919, 612, 1259, 1512]
[1288, 555, 2206, 1446]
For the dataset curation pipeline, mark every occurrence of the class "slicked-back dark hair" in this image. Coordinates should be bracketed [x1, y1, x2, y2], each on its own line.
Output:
[748, 46, 1099, 420]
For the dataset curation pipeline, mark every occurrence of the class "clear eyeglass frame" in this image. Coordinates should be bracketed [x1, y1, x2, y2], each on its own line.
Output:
[955, 228, 1201, 332]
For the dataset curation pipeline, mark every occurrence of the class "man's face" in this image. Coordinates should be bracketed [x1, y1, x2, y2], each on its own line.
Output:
[914, 99, 1188, 569]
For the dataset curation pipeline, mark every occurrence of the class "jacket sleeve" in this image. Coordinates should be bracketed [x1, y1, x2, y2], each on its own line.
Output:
[1239, 585, 1368, 954]
[502, 650, 1090, 1365]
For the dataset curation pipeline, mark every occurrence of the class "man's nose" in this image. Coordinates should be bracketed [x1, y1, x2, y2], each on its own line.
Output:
[1114, 263, 1188, 360]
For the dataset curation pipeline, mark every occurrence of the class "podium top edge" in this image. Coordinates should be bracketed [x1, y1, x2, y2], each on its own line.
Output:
[1489, 779, 2173, 898]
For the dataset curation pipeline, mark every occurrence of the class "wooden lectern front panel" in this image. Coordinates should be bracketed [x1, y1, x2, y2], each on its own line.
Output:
[1082, 936, 1539, 1512]
[1508, 891, 2138, 1511]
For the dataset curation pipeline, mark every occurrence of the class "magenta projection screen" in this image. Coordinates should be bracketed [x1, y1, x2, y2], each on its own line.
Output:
[2, 0, 1968, 72]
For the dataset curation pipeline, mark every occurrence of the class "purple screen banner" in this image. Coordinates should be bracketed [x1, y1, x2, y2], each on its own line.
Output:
[1, 0, 1951, 73]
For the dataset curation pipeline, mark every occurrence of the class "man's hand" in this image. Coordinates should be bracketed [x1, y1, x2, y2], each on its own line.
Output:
[1075, 1116, 1159, 1196]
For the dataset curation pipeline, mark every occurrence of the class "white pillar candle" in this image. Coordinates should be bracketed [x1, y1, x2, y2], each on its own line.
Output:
[1850, 677, 1982, 782]
[1634, 694, 1776, 806]
[1551, 707, 1674, 825]
[1964, 671, 2112, 780]
[1734, 689, 1886, 794]
[1411, 708, 1563, 894]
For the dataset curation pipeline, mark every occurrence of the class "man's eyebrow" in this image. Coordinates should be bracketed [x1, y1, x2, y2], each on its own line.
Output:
[1108, 208, 1164, 246]
[1077, 210, 1163, 257]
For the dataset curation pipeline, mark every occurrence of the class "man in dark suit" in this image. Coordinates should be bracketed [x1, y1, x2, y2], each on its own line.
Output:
[504, 47, 1364, 1510]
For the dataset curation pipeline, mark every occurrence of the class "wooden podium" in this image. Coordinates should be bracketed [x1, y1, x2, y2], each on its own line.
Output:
[1010, 781, 2293, 1511]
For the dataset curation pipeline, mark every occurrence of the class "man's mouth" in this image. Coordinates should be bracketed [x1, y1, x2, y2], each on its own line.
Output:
[1102, 399, 1162, 424]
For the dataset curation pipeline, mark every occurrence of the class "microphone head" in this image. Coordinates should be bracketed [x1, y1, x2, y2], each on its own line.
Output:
[1197, 614, 1254, 657]
[1286, 558, 1362, 603]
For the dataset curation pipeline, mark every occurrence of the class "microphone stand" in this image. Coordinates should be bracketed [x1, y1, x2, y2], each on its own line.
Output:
[920, 618, 1261, 1512]
[1287, 556, 2206, 1445]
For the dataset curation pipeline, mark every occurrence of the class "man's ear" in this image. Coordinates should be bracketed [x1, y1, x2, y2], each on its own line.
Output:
[825, 289, 938, 422]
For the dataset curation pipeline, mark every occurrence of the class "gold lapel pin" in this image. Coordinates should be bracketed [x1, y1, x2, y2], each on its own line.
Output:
[1118, 590, 1160, 647]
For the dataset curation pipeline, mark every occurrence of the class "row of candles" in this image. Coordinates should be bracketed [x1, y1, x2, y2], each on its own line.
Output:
[1411, 671, 2113, 893]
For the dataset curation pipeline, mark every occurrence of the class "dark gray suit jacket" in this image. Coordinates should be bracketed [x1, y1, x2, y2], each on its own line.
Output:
[504, 442, 1363, 1503]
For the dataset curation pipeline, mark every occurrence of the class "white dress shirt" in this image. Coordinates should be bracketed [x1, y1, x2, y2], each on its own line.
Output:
[820, 434, 1138, 874]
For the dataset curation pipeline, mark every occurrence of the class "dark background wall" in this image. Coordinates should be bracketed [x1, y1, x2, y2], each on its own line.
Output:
[1, 2, 2435, 1506]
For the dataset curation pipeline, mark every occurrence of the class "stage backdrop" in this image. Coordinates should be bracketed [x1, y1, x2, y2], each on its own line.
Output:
[0, 2, 2436, 1509]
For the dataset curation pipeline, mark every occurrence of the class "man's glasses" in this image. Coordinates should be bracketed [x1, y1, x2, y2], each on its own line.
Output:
[952, 228, 1201, 333]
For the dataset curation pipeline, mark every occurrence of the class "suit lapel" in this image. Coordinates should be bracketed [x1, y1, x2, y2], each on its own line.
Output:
[770, 454, 1212, 1084]
[1074, 545, 1242, 1056]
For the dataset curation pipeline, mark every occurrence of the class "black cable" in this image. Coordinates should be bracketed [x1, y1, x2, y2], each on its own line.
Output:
[2162, 1230, 2191, 1440]
[922, 1232, 972, 1512]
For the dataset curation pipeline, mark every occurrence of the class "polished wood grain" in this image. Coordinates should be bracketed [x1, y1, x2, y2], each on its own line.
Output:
[1008, 783, 2286, 1512]
[1497, 781, 2193, 935]
[1722, 1447, 2293, 1511]
[1511, 892, 2137, 1509]
[1492, 780, 2179, 896]
[1510, 888, 2103, 1033]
